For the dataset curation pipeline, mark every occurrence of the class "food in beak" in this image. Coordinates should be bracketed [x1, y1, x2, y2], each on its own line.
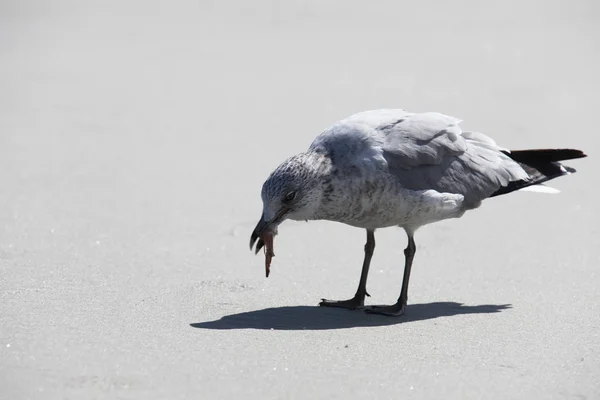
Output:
[250, 219, 277, 277]
[262, 233, 275, 278]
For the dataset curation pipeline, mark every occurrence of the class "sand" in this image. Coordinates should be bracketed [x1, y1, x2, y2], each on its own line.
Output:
[1, 1, 599, 399]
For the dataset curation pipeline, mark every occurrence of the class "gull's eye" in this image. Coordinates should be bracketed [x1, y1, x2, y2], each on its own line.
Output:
[283, 191, 296, 203]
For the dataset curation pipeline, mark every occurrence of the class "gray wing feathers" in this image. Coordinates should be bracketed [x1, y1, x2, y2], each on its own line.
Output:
[380, 112, 528, 206]
[381, 112, 467, 167]
[311, 110, 529, 207]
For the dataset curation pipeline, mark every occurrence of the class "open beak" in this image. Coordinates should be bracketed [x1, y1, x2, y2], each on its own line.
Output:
[249, 209, 286, 254]
[249, 214, 269, 254]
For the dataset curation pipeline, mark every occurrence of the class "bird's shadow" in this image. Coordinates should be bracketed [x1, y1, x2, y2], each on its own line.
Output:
[190, 302, 511, 331]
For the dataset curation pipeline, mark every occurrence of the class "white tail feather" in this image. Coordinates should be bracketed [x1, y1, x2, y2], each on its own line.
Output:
[518, 184, 560, 194]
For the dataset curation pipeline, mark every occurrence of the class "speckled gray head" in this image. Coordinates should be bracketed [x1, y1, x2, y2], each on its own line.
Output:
[249, 152, 330, 256]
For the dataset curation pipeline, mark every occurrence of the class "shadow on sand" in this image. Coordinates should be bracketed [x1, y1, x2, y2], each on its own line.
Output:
[190, 302, 511, 331]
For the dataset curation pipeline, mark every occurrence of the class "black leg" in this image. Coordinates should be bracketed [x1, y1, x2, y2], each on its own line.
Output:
[365, 230, 416, 316]
[398, 232, 416, 307]
[319, 229, 375, 310]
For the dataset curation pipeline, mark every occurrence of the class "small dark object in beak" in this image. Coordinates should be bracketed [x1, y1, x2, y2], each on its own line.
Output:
[250, 213, 278, 277]
[263, 234, 274, 277]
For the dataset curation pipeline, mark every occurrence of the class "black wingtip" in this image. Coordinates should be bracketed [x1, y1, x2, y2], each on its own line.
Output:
[491, 148, 586, 198]
[507, 148, 587, 163]
[559, 149, 587, 160]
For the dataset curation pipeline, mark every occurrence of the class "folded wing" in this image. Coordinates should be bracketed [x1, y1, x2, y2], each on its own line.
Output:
[378, 111, 528, 207]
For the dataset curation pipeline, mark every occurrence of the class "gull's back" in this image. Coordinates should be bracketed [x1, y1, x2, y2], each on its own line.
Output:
[309, 109, 529, 209]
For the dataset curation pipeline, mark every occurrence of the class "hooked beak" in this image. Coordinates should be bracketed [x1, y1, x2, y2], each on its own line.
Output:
[249, 209, 287, 254]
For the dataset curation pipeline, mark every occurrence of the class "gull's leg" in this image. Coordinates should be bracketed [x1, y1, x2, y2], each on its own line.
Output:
[366, 230, 416, 316]
[319, 229, 375, 310]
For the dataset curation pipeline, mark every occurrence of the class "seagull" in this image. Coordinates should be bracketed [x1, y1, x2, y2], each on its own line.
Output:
[249, 109, 586, 316]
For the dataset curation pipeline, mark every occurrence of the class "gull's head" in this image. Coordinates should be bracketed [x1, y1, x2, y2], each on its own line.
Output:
[250, 152, 328, 253]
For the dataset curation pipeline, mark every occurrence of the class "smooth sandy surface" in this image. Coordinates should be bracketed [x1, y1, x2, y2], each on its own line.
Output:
[2, 1, 599, 399]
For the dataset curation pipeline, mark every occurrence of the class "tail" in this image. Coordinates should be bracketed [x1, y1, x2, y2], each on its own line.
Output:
[490, 149, 587, 197]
